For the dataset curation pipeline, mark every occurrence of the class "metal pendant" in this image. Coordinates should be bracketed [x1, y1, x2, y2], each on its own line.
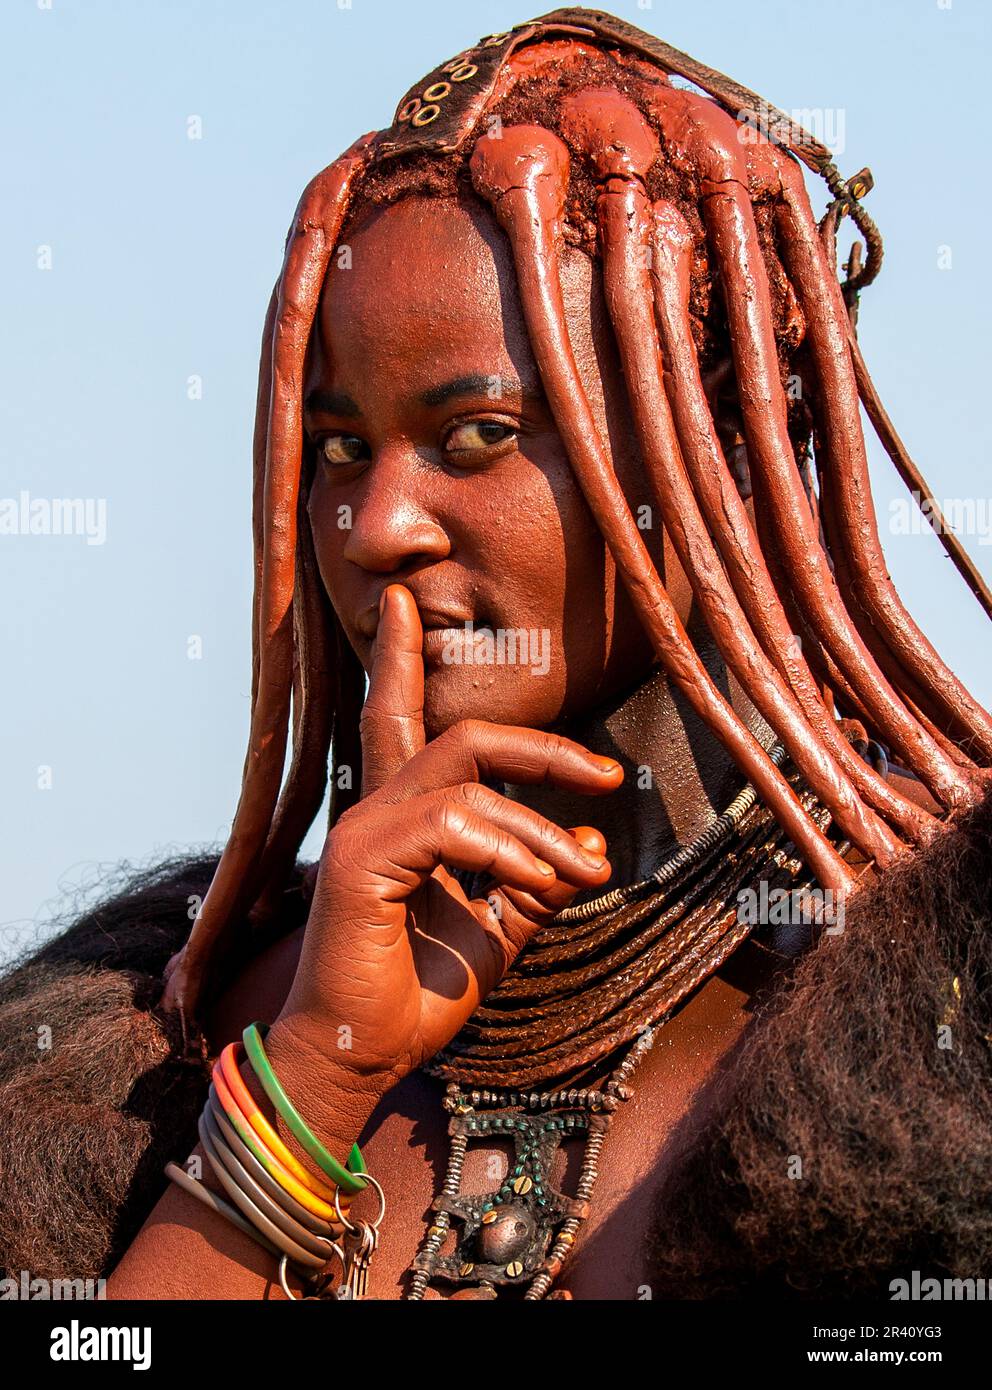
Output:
[407, 1090, 613, 1300]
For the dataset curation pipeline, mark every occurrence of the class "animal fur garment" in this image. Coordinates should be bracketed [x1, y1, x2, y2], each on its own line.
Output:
[645, 787, 992, 1297]
[0, 858, 307, 1284]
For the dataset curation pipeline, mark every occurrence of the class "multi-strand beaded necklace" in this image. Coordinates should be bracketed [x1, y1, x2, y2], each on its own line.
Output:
[405, 747, 847, 1299]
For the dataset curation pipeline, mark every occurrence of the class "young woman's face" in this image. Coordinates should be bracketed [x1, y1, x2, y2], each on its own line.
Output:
[304, 194, 683, 738]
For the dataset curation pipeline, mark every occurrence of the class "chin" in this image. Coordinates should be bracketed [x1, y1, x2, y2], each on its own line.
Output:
[422, 665, 564, 741]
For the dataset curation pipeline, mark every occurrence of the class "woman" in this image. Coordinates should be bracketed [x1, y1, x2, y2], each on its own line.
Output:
[2, 8, 991, 1301]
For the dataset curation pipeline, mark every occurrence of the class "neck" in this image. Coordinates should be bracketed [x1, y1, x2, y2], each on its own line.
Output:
[506, 643, 776, 893]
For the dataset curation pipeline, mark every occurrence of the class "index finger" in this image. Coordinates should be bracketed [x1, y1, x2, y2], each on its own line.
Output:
[376, 721, 624, 805]
[359, 584, 427, 796]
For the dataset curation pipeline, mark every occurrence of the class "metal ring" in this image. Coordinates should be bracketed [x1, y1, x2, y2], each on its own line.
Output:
[397, 98, 421, 123]
[334, 1172, 387, 1232]
[411, 103, 441, 127]
[451, 64, 477, 81]
[422, 82, 451, 102]
[278, 1244, 345, 1301]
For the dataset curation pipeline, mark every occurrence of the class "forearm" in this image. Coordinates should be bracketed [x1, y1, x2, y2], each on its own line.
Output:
[106, 1017, 385, 1300]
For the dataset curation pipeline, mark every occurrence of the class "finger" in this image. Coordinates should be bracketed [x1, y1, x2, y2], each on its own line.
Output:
[479, 886, 569, 968]
[463, 828, 610, 990]
[570, 825, 607, 856]
[445, 785, 611, 886]
[476, 826, 609, 955]
[343, 792, 565, 900]
[370, 720, 624, 805]
[413, 885, 573, 1009]
[360, 584, 426, 796]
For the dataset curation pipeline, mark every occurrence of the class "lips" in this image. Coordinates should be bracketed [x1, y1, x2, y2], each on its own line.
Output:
[356, 598, 491, 643]
[421, 621, 497, 667]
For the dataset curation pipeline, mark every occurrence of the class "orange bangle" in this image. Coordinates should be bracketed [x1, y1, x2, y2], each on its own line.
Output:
[216, 1043, 337, 1201]
[210, 1066, 346, 1223]
[207, 1067, 345, 1223]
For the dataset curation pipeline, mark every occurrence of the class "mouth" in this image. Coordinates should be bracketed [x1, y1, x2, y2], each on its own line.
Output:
[421, 620, 496, 666]
[356, 600, 496, 664]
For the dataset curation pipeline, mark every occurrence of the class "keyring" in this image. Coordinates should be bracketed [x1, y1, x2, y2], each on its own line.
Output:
[278, 1241, 345, 1301]
[334, 1172, 386, 1233]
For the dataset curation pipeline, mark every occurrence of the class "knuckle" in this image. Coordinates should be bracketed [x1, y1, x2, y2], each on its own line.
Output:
[536, 728, 564, 756]
[431, 721, 462, 757]
[455, 780, 489, 810]
[333, 801, 363, 831]
[431, 796, 471, 839]
[449, 718, 484, 751]
[535, 816, 561, 849]
[536, 730, 567, 769]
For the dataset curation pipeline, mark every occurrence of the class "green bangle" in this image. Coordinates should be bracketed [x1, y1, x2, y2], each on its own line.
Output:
[242, 1022, 367, 1195]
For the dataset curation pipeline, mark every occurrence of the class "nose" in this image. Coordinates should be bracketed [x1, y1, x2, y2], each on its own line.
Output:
[341, 441, 451, 574]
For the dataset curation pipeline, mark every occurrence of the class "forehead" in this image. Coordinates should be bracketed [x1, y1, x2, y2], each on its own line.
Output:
[313, 194, 596, 392]
[320, 196, 517, 358]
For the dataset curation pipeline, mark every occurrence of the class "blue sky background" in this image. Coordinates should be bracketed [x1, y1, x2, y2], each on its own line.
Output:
[2, 0, 990, 963]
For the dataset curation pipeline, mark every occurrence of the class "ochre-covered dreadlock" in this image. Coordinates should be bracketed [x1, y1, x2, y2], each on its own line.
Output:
[163, 9, 992, 1027]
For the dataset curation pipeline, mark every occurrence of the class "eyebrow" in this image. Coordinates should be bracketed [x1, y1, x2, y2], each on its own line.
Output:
[304, 388, 361, 417]
[303, 374, 540, 419]
[418, 374, 534, 408]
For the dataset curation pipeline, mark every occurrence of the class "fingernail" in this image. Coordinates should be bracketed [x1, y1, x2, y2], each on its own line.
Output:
[592, 756, 622, 775]
[534, 858, 555, 877]
[583, 854, 607, 871]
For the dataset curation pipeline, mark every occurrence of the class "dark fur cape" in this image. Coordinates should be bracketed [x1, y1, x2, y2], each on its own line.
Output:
[0, 858, 308, 1284]
[646, 789, 992, 1297]
[1, 796, 990, 1293]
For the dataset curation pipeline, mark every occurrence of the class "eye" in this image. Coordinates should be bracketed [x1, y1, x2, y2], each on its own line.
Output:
[320, 434, 370, 466]
[443, 419, 517, 455]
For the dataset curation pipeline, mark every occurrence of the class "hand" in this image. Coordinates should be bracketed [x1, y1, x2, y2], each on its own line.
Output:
[273, 583, 623, 1100]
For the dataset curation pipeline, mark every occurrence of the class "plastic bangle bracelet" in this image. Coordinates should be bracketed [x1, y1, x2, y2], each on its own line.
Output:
[164, 1161, 283, 1265]
[211, 1071, 341, 1223]
[209, 1089, 343, 1238]
[197, 1112, 331, 1272]
[217, 1043, 337, 1200]
[243, 1022, 367, 1195]
[202, 1108, 337, 1261]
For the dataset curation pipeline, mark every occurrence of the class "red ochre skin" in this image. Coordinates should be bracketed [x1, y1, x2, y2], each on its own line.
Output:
[111, 193, 756, 1300]
[110, 193, 936, 1303]
[160, 26, 992, 1034]
[114, 15, 992, 1299]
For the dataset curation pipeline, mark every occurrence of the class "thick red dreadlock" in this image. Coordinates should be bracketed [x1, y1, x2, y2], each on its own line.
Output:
[163, 9, 992, 1028]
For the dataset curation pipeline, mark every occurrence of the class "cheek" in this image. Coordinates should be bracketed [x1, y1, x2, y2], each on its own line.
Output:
[306, 484, 360, 633]
[479, 455, 573, 608]
[440, 451, 627, 729]
[425, 457, 601, 732]
[468, 442, 610, 639]
[516, 449, 659, 714]
[304, 447, 634, 735]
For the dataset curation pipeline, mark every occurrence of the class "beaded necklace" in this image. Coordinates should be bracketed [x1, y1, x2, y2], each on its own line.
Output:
[405, 748, 844, 1299]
